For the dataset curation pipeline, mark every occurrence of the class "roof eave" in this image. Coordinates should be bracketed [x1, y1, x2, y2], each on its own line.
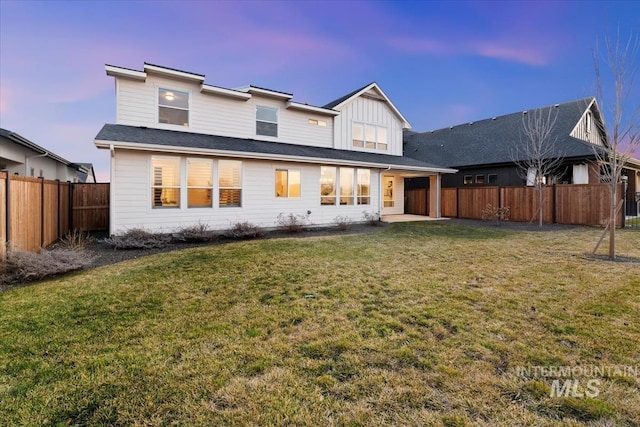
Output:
[94, 139, 452, 173]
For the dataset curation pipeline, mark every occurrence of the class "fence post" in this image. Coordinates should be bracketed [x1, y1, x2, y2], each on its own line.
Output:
[455, 187, 459, 218]
[3, 171, 9, 253]
[56, 179, 61, 239]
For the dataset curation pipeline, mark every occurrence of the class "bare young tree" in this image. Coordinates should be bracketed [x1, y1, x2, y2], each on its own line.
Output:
[510, 106, 564, 229]
[591, 32, 640, 259]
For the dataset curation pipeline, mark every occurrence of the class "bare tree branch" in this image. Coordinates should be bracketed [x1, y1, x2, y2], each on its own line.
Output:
[510, 107, 564, 228]
[591, 31, 640, 259]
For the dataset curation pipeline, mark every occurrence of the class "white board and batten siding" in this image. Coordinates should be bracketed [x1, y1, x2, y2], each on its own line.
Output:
[570, 109, 605, 146]
[112, 150, 380, 234]
[116, 75, 333, 148]
[333, 93, 404, 156]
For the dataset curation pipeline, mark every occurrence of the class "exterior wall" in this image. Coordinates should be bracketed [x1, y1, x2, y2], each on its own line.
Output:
[0, 138, 79, 181]
[111, 149, 380, 233]
[333, 95, 404, 156]
[570, 107, 605, 145]
[115, 75, 333, 148]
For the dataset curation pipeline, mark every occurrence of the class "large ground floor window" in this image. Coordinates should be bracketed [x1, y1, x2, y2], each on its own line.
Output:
[150, 155, 243, 209]
[321, 166, 370, 206]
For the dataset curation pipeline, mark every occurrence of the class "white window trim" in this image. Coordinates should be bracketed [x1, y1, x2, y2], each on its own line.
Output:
[150, 155, 182, 210]
[352, 122, 388, 151]
[274, 168, 301, 199]
[218, 159, 243, 208]
[320, 166, 371, 206]
[256, 105, 279, 137]
[156, 86, 191, 128]
[187, 158, 214, 209]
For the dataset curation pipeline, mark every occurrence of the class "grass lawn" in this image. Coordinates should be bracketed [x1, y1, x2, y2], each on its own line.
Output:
[1, 222, 639, 426]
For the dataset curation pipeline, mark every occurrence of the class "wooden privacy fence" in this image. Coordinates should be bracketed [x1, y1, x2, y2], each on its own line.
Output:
[0, 172, 109, 253]
[406, 184, 624, 226]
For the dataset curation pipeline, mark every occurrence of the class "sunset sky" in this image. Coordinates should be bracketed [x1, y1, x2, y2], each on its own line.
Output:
[1, 0, 638, 182]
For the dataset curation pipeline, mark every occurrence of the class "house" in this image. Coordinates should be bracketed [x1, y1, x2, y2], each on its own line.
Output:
[94, 63, 455, 234]
[0, 128, 96, 182]
[403, 97, 640, 210]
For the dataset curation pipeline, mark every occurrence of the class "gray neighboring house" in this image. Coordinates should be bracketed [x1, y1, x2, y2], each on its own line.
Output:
[0, 128, 95, 182]
[404, 97, 640, 191]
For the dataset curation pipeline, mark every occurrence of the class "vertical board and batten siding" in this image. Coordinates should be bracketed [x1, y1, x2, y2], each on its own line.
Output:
[0, 173, 6, 259]
[116, 75, 334, 148]
[570, 108, 605, 146]
[457, 187, 499, 219]
[501, 186, 554, 223]
[72, 184, 110, 231]
[112, 150, 381, 234]
[333, 95, 404, 156]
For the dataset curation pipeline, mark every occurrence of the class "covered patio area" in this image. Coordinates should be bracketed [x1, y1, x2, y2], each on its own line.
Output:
[382, 214, 450, 223]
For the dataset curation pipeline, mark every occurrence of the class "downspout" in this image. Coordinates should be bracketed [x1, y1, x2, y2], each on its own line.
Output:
[109, 144, 115, 236]
[25, 152, 48, 177]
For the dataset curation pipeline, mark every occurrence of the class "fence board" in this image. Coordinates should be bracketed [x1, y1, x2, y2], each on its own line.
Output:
[405, 188, 427, 215]
[43, 181, 60, 247]
[72, 183, 109, 231]
[59, 182, 70, 237]
[0, 172, 6, 259]
[9, 176, 42, 252]
[441, 188, 458, 218]
[457, 187, 499, 219]
[501, 186, 554, 223]
[555, 184, 622, 226]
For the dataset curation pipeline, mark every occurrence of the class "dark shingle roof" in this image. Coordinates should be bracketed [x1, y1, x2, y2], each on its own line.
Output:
[95, 124, 451, 172]
[405, 98, 602, 168]
[323, 82, 375, 109]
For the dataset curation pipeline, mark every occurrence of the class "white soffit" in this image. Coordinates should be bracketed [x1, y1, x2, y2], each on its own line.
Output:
[201, 84, 251, 101]
[105, 65, 147, 81]
[143, 63, 205, 83]
[286, 102, 339, 116]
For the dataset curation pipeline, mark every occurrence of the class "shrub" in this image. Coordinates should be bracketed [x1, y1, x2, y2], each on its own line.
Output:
[223, 221, 264, 240]
[103, 228, 171, 250]
[276, 212, 311, 233]
[1, 247, 95, 285]
[481, 204, 510, 225]
[58, 229, 95, 251]
[173, 223, 217, 243]
[333, 216, 352, 231]
[362, 210, 382, 226]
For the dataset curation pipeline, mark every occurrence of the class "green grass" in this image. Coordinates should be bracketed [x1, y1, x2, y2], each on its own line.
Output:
[1, 222, 639, 426]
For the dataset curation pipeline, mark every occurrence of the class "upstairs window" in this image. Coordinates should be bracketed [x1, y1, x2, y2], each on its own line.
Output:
[586, 112, 592, 134]
[352, 123, 388, 150]
[309, 119, 326, 127]
[158, 88, 189, 126]
[275, 169, 301, 198]
[256, 106, 278, 137]
[151, 156, 181, 208]
[219, 160, 242, 207]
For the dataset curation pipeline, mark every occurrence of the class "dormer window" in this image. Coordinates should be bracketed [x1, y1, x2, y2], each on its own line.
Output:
[352, 123, 388, 151]
[586, 112, 592, 134]
[158, 88, 189, 126]
[256, 106, 278, 137]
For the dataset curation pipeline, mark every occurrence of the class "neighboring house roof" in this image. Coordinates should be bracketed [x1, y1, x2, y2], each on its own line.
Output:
[323, 82, 412, 130]
[95, 124, 454, 173]
[404, 97, 603, 168]
[0, 127, 73, 166]
[1, 128, 95, 178]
